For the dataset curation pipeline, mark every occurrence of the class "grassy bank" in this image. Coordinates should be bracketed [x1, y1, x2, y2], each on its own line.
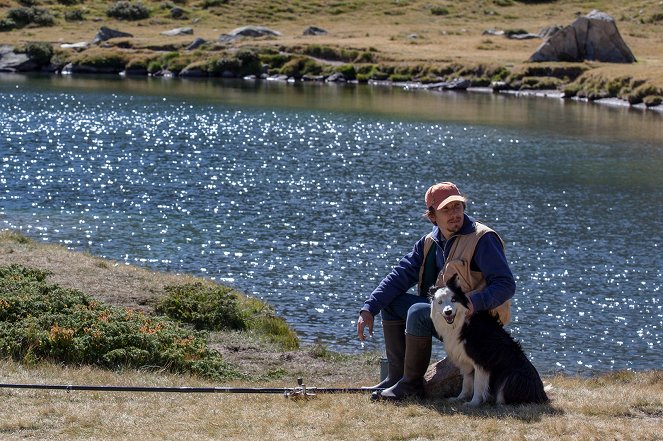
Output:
[1, 0, 663, 105]
[1, 230, 662, 439]
[1, 360, 661, 440]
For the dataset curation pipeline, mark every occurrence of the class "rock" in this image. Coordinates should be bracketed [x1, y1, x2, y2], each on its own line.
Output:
[482, 28, 504, 36]
[0, 46, 34, 72]
[424, 77, 471, 90]
[170, 7, 185, 19]
[325, 72, 346, 83]
[266, 74, 289, 82]
[423, 357, 463, 398]
[219, 26, 281, 43]
[60, 42, 90, 51]
[538, 25, 563, 39]
[507, 32, 541, 40]
[180, 67, 207, 78]
[530, 10, 636, 63]
[161, 27, 194, 37]
[186, 38, 206, 51]
[303, 26, 327, 36]
[93, 26, 133, 44]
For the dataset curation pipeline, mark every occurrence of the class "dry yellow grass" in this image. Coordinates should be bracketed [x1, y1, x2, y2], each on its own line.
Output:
[1, 360, 661, 441]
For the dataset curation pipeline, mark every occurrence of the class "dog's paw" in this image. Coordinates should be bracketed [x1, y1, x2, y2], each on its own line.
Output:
[449, 393, 471, 402]
[464, 399, 483, 408]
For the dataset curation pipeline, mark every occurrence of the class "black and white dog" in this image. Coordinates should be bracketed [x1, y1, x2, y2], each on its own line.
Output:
[430, 276, 548, 406]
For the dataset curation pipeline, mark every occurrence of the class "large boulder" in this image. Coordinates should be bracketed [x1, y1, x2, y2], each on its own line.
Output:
[530, 10, 636, 63]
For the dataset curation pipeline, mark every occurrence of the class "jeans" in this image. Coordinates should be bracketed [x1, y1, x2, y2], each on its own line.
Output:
[380, 292, 438, 338]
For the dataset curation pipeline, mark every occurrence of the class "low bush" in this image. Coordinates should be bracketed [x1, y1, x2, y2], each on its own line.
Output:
[6, 6, 55, 27]
[431, 6, 449, 16]
[200, 0, 229, 8]
[0, 264, 237, 380]
[156, 283, 245, 331]
[335, 63, 356, 80]
[106, 1, 150, 20]
[279, 56, 323, 78]
[19, 41, 53, 66]
[64, 9, 85, 21]
[643, 95, 663, 107]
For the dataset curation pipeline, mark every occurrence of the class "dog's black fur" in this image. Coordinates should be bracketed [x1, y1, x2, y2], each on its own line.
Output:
[432, 276, 549, 405]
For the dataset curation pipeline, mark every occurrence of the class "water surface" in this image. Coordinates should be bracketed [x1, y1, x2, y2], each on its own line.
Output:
[1, 74, 661, 375]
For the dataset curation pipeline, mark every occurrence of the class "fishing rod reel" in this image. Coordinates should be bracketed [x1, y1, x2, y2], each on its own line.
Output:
[284, 377, 317, 400]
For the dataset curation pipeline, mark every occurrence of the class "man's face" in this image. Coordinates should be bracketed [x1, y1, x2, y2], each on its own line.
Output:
[428, 201, 464, 239]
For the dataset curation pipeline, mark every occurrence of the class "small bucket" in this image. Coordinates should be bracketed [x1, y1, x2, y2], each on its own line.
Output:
[379, 357, 388, 381]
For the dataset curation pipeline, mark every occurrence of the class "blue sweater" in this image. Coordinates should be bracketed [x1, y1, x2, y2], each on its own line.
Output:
[361, 214, 515, 316]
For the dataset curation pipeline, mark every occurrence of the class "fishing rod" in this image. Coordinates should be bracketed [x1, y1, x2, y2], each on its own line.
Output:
[0, 377, 378, 400]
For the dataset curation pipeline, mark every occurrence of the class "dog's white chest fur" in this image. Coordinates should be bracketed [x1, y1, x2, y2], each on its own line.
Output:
[430, 287, 474, 372]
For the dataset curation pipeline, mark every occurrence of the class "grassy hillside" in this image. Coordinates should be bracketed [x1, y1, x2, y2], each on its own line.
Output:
[1, 0, 663, 100]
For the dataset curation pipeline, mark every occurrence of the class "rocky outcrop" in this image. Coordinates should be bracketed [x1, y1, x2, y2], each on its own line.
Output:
[93, 26, 134, 44]
[0, 46, 34, 72]
[219, 26, 281, 43]
[530, 10, 636, 63]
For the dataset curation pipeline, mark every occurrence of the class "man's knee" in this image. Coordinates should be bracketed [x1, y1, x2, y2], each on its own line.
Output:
[405, 303, 433, 336]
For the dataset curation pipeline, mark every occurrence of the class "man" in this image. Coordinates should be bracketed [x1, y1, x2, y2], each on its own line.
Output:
[357, 182, 515, 401]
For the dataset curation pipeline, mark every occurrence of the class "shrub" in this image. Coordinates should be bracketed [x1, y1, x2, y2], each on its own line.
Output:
[236, 49, 263, 76]
[20, 41, 53, 66]
[643, 95, 663, 107]
[0, 265, 237, 380]
[431, 6, 449, 16]
[156, 282, 246, 331]
[64, 9, 85, 21]
[6, 6, 55, 27]
[200, 0, 228, 8]
[336, 63, 356, 80]
[106, 1, 150, 20]
[648, 13, 663, 23]
[58, 0, 83, 4]
[17, 0, 39, 6]
[280, 56, 323, 78]
[0, 18, 16, 31]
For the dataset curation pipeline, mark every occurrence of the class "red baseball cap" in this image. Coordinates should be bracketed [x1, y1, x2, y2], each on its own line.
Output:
[425, 182, 466, 210]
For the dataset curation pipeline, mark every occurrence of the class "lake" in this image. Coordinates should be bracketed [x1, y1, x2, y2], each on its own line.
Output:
[1, 73, 661, 375]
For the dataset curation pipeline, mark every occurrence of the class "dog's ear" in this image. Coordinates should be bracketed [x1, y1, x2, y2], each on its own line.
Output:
[445, 274, 466, 298]
[427, 285, 438, 300]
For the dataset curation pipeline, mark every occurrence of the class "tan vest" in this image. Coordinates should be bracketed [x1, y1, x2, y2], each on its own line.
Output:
[421, 223, 511, 325]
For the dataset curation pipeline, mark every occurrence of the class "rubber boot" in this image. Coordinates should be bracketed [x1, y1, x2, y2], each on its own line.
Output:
[374, 334, 432, 401]
[365, 320, 405, 390]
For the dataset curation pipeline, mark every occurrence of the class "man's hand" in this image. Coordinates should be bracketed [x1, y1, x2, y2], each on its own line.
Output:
[465, 298, 475, 320]
[357, 310, 374, 341]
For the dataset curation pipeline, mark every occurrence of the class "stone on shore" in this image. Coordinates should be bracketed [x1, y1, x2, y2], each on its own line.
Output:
[423, 357, 463, 398]
[530, 10, 636, 63]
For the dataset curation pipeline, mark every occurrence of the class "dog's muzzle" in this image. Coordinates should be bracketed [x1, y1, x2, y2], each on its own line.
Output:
[442, 306, 455, 324]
